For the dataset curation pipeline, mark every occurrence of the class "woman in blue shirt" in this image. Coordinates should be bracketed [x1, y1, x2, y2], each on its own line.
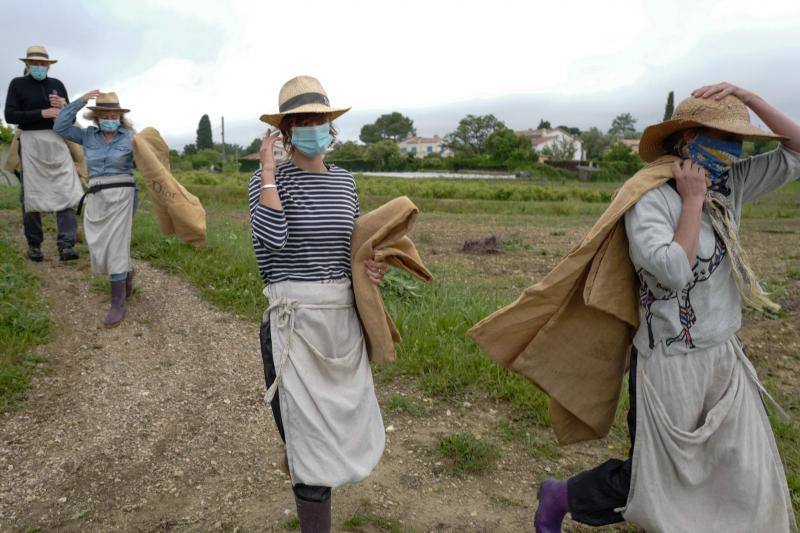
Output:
[54, 90, 137, 328]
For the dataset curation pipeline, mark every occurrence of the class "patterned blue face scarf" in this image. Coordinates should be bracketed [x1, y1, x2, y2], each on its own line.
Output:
[684, 132, 743, 195]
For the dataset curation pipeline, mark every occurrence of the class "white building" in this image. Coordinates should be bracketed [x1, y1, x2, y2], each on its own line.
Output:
[515, 128, 585, 161]
[397, 134, 452, 158]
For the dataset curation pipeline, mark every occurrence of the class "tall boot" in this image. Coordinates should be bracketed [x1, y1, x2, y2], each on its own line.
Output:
[126, 269, 135, 298]
[295, 495, 331, 533]
[534, 478, 569, 533]
[104, 280, 127, 328]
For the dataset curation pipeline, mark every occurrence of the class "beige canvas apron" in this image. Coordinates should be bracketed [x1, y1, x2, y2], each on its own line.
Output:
[623, 338, 796, 532]
[20, 129, 83, 212]
[84, 174, 135, 275]
[264, 279, 385, 488]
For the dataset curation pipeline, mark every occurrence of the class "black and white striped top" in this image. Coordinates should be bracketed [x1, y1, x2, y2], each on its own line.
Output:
[249, 161, 360, 285]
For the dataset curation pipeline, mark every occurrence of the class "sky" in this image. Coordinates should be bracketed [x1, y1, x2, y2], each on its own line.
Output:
[2, 0, 800, 151]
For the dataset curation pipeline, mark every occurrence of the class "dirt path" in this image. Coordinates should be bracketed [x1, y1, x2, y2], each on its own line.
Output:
[0, 217, 626, 533]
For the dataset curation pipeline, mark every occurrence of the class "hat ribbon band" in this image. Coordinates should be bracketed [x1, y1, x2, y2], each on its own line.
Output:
[26, 53, 50, 59]
[95, 102, 122, 109]
[279, 92, 330, 113]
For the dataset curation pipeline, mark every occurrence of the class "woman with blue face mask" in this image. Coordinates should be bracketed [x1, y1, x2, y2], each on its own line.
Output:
[54, 91, 138, 329]
[532, 83, 800, 532]
[4, 45, 82, 262]
[249, 76, 389, 532]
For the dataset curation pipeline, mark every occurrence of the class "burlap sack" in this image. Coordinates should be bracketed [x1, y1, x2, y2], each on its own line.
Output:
[132, 127, 206, 246]
[350, 196, 432, 363]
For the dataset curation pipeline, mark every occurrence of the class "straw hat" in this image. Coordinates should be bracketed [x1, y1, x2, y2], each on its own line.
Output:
[19, 45, 57, 64]
[87, 92, 130, 114]
[260, 75, 350, 127]
[638, 95, 785, 162]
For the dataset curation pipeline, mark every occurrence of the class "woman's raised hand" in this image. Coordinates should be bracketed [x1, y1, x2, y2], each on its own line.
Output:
[692, 82, 754, 105]
[80, 89, 102, 103]
[260, 129, 282, 172]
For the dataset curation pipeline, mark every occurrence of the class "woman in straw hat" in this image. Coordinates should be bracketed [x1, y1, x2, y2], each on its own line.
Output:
[54, 91, 138, 328]
[534, 82, 800, 532]
[250, 75, 388, 532]
[4, 45, 82, 262]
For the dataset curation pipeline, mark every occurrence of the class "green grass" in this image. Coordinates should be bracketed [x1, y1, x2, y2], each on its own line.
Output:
[495, 419, 562, 460]
[280, 516, 300, 530]
[342, 498, 410, 532]
[385, 394, 425, 416]
[0, 217, 50, 411]
[435, 432, 497, 476]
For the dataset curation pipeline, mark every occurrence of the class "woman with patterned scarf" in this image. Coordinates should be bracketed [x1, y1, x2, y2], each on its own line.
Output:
[533, 83, 800, 532]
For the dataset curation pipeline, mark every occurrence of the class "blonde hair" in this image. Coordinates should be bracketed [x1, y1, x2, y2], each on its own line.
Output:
[82, 110, 135, 132]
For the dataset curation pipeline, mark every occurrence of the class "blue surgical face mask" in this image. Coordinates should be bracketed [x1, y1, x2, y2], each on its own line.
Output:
[291, 123, 333, 157]
[684, 132, 743, 195]
[29, 65, 48, 81]
[99, 119, 121, 133]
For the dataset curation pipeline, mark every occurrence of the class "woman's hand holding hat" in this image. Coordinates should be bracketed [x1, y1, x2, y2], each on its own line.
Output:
[692, 82, 754, 105]
[80, 89, 102, 103]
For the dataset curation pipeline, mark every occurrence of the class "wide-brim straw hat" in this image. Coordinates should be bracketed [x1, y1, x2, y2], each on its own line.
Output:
[639, 95, 786, 162]
[87, 92, 130, 114]
[19, 45, 57, 64]
[260, 75, 350, 128]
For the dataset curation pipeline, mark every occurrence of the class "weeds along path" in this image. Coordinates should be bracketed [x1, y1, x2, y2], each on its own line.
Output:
[0, 211, 632, 532]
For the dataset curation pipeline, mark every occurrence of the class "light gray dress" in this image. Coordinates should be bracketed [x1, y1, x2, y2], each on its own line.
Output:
[621, 145, 800, 532]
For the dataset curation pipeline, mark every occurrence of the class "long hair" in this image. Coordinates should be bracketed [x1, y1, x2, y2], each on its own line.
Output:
[278, 113, 337, 156]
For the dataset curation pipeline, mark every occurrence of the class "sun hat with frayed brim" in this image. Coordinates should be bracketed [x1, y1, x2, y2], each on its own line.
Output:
[639, 95, 786, 162]
[19, 45, 57, 64]
[260, 75, 350, 128]
[87, 92, 130, 114]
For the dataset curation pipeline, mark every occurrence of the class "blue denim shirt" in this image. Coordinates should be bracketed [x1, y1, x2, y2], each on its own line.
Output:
[53, 99, 134, 178]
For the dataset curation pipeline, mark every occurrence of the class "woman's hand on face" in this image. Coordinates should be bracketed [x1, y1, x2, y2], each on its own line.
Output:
[80, 90, 102, 103]
[260, 129, 282, 172]
[365, 257, 388, 285]
[672, 160, 707, 205]
[41, 107, 60, 119]
[692, 82, 755, 106]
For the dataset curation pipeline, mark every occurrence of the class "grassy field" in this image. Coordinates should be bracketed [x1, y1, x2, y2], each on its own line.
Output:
[0, 215, 50, 411]
[1, 168, 799, 524]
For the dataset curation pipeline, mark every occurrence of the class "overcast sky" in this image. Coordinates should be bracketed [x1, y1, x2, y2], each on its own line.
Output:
[2, 0, 799, 150]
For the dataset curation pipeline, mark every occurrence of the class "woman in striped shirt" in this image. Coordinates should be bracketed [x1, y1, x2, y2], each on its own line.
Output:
[250, 76, 387, 533]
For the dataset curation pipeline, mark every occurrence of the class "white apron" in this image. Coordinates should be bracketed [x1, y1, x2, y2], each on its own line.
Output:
[84, 174, 135, 276]
[624, 337, 796, 532]
[264, 279, 385, 488]
[20, 129, 83, 212]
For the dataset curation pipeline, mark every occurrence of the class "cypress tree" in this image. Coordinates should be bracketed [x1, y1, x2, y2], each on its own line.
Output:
[196, 114, 213, 150]
[663, 91, 675, 121]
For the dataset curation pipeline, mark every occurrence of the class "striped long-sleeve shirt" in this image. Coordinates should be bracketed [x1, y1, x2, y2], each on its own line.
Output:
[249, 161, 360, 285]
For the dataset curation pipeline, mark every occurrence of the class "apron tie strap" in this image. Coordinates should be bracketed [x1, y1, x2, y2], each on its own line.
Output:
[263, 297, 353, 405]
[76, 181, 136, 215]
[734, 337, 790, 420]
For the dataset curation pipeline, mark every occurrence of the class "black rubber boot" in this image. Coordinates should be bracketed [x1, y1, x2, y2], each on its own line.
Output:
[59, 247, 79, 261]
[103, 280, 127, 328]
[295, 495, 331, 533]
[27, 246, 43, 262]
[125, 269, 135, 298]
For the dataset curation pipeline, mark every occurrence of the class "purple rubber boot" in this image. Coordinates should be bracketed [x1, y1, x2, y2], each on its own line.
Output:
[534, 478, 569, 533]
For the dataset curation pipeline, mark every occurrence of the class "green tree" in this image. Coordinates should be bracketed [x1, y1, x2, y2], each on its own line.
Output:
[485, 129, 533, 162]
[328, 140, 367, 160]
[445, 114, 507, 155]
[183, 143, 198, 156]
[196, 114, 213, 150]
[541, 136, 578, 160]
[365, 140, 403, 170]
[359, 112, 416, 144]
[608, 113, 638, 140]
[580, 127, 612, 161]
[0, 119, 13, 144]
[537, 119, 551, 129]
[191, 148, 222, 170]
[557, 125, 582, 135]
[246, 137, 262, 154]
[663, 91, 675, 121]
